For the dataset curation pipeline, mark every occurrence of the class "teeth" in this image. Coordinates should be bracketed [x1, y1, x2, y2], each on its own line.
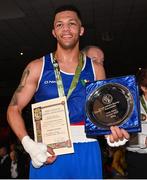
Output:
[63, 36, 71, 38]
[62, 34, 72, 37]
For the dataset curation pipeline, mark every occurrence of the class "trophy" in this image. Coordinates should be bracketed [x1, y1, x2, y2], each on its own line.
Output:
[85, 75, 141, 135]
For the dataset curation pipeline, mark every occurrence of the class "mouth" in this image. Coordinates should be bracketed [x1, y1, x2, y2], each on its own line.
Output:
[61, 34, 72, 39]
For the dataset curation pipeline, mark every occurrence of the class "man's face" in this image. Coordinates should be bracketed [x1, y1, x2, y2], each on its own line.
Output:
[87, 48, 104, 64]
[0, 147, 6, 157]
[52, 10, 84, 49]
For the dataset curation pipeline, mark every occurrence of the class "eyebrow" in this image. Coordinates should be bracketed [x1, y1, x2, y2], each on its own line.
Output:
[55, 18, 78, 22]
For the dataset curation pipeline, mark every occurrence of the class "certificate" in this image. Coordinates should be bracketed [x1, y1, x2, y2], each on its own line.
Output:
[31, 96, 74, 155]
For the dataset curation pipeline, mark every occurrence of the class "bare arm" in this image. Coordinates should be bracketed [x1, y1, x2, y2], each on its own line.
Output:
[7, 58, 57, 166]
[7, 58, 43, 141]
[93, 61, 106, 80]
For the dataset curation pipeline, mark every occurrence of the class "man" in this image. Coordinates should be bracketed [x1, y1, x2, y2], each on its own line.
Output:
[126, 67, 147, 179]
[7, 5, 129, 179]
[82, 45, 104, 65]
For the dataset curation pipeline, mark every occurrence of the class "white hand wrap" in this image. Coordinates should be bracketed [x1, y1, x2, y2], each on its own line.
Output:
[21, 136, 48, 168]
[106, 135, 128, 147]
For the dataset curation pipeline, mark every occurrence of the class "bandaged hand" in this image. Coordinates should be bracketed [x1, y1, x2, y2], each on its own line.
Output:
[106, 135, 128, 147]
[105, 126, 130, 147]
[21, 136, 49, 168]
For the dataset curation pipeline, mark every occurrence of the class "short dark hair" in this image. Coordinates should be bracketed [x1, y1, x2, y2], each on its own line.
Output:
[53, 5, 82, 22]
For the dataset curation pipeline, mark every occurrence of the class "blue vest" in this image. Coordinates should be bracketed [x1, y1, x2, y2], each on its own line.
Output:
[34, 53, 95, 124]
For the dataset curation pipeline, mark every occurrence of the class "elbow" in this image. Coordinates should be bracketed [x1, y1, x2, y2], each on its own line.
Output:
[7, 105, 14, 124]
[7, 105, 21, 123]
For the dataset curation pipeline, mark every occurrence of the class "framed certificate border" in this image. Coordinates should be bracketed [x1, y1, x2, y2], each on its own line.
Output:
[31, 96, 74, 155]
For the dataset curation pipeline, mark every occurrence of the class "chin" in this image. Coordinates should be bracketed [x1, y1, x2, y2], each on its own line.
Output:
[61, 44, 75, 49]
[59, 39, 78, 49]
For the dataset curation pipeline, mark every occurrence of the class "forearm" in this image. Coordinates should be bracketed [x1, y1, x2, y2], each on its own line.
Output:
[7, 104, 57, 168]
[7, 105, 28, 141]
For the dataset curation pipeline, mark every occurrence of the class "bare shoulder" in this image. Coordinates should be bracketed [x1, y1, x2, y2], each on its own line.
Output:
[8, 57, 44, 107]
[27, 57, 43, 70]
[93, 61, 106, 80]
[26, 57, 43, 80]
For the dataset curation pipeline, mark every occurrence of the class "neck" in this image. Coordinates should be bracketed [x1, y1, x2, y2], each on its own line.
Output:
[55, 45, 80, 63]
[53, 46, 82, 73]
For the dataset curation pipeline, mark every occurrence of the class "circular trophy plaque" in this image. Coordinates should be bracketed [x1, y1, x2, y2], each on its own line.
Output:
[86, 83, 134, 129]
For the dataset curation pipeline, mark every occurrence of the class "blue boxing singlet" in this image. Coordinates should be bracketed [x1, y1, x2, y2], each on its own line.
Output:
[34, 53, 95, 125]
[29, 53, 102, 179]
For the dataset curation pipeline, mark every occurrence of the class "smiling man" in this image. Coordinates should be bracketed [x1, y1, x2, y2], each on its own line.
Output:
[7, 5, 129, 179]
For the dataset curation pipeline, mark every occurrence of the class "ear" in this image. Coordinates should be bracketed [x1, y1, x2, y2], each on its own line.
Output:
[52, 29, 56, 38]
[80, 26, 84, 36]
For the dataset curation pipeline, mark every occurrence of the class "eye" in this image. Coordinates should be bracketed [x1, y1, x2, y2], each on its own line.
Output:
[69, 22, 77, 26]
[55, 23, 62, 28]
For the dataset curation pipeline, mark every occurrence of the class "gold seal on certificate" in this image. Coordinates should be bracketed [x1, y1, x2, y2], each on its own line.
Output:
[86, 83, 134, 129]
[31, 96, 74, 156]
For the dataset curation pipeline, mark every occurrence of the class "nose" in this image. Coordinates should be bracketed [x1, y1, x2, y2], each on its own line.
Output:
[62, 24, 70, 31]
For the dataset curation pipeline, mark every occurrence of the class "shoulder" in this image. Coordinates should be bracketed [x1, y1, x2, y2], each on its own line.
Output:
[93, 61, 106, 80]
[27, 57, 43, 73]
[24, 57, 44, 82]
[27, 57, 43, 69]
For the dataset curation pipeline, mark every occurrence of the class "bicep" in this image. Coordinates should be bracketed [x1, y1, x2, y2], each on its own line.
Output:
[9, 64, 38, 111]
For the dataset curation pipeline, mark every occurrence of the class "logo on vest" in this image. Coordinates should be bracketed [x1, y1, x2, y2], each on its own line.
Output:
[44, 80, 56, 84]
